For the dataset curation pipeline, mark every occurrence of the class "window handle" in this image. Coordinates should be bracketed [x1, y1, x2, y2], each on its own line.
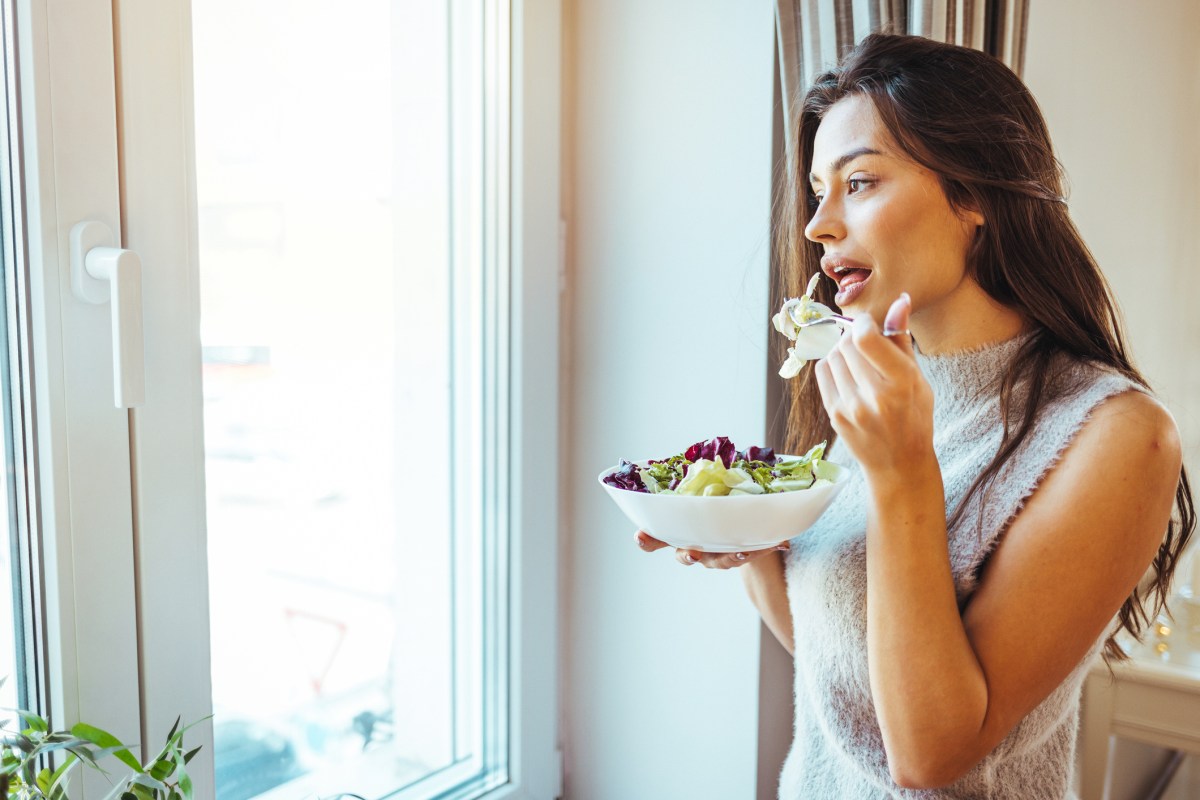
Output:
[69, 221, 146, 408]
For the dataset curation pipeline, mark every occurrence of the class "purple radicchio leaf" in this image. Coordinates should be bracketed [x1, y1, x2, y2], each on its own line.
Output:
[603, 459, 649, 493]
[685, 436, 736, 467]
[714, 437, 736, 467]
[737, 445, 777, 465]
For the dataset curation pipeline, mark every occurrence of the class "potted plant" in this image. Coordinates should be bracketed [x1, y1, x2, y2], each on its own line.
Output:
[1, 707, 201, 800]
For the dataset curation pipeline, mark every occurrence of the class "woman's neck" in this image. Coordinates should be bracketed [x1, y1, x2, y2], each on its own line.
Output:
[909, 280, 1027, 355]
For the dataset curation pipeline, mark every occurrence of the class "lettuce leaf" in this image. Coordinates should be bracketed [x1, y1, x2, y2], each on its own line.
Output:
[604, 439, 833, 496]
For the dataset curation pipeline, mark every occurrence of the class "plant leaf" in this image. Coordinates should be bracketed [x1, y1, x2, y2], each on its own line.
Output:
[43, 731, 78, 744]
[182, 746, 201, 765]
[148, 757, 175, 782]
[65, 743, 123, 774]
[71, 722, 144, 774]
[130, 771, 168, 792]
[32, 737, 95, 754]
[129, 778, 159, 800]
[48, 752, 78, 783]
[179, 765, 193, 800]
[48, 753, 80, 800]
[17, 710, 48, 733]
[103, 778, 134, 800]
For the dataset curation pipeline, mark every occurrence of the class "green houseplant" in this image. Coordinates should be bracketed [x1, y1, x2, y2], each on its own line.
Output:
[0, 706, 201, 800]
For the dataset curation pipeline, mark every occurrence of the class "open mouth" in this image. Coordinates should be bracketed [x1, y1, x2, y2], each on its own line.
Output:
[823, 262, 873, 306]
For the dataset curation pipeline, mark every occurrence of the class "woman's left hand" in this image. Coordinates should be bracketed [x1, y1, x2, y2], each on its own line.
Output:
[813, 294, 935, 477]
[634, 530, 789, 568]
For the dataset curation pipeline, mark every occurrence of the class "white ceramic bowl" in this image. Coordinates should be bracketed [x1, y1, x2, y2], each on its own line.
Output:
[598, 457, 849, 552]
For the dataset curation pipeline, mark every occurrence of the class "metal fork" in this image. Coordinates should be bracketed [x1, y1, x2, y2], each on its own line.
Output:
[795, 314, 853, 330]
[796, 314, 910, 338]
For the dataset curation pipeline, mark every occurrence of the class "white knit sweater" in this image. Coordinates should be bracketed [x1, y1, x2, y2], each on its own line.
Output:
[779, 335, 1142, 799]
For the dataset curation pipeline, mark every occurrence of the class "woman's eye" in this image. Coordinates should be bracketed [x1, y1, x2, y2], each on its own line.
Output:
[847, 177, 872, 194]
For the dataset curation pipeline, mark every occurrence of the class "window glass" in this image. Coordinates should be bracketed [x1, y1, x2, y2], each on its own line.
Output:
[192, 2, 508, 797]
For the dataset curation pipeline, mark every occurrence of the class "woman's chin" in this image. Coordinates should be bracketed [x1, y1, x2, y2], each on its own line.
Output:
[834, 293, 868, 315]
[836, 297, 890, 325]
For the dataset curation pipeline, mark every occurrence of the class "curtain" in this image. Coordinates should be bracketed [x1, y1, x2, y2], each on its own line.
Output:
[775, 0, 1030, 162]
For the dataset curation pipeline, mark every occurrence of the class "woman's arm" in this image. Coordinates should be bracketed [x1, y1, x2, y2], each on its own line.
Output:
[866, 391, 1178, 788]
[740, 551, 794, 655]
[818, 311, 1182, 789]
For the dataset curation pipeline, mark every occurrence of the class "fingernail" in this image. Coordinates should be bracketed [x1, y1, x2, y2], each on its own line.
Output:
[775, 543, 790, 551]
[900, 291, 911, 306]
[734, 552, 748, 561]
[683, 553, 696, 564]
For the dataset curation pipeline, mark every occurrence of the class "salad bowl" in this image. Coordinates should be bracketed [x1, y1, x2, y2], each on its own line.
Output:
[598, 455, 848, 553]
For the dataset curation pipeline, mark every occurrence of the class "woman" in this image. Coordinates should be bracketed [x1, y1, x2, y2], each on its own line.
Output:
[637, 33, 1194, 797]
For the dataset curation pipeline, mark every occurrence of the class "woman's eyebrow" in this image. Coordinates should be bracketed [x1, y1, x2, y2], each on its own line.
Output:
[809, 147, 882, 182]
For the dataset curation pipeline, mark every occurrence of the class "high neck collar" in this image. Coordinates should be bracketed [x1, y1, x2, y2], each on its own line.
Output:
[915, 333, 1030, 411]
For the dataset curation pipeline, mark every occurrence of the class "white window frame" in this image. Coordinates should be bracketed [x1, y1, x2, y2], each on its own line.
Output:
[503, 0, 562, 796]
[10, 0, 561, 795]
[112, 1, 563, 798]
[14, 0, 143, 771]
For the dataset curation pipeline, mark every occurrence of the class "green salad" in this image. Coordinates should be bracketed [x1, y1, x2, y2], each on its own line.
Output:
[603, 436, 838, 497]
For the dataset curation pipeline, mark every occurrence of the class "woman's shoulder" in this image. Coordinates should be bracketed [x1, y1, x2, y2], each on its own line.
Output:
[983, 355, 1178, 524]
[1041, 352, 1152, 414]
[952, 357, 1181, 587]
[1035, 355, 1181, 482]
[1073, 385, 1181, 463]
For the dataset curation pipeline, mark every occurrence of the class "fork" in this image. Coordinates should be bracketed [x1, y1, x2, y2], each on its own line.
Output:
[795, 314, 853, 330]
[797, 314, 910, 337]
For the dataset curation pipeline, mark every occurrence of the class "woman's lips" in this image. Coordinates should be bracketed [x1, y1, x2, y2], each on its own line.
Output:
[834, 269, 872, 306]
[820, 256, 874, 307]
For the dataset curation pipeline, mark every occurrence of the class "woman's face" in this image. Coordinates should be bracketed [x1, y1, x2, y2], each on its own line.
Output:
[805, 95, 984, 328]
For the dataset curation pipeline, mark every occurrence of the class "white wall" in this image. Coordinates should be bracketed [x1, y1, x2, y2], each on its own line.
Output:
[1024, 0, 1200, 465]
[562, 1, 776, 797]
[1023, 1, 1200, 798]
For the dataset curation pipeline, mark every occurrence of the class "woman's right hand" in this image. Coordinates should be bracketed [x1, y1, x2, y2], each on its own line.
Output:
[634, 530, 789, 569]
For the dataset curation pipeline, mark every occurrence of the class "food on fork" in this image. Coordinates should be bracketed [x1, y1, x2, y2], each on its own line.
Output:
[773, 273, 848, 378]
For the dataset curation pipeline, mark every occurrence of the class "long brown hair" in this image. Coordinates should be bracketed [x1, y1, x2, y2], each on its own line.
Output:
[774, 33, 1195, 661]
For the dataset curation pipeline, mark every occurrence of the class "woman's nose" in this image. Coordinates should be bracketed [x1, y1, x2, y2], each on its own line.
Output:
[804, 197, 845, 243]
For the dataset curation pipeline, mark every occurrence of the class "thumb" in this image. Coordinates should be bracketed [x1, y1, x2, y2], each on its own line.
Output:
[882, 292, 914, 351]
[636, 530, 671, 552]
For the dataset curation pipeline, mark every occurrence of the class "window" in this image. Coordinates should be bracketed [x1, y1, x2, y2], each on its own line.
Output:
[5, 0, 561, 797]
[190, 1, 514, 795]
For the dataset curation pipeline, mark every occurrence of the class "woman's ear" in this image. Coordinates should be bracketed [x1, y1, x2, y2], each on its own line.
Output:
[957, 200, 985, 228]
[951, 189, 985, 228]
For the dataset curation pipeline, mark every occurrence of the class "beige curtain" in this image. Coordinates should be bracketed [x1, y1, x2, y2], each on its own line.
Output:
[775, 0, 1030, 160]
